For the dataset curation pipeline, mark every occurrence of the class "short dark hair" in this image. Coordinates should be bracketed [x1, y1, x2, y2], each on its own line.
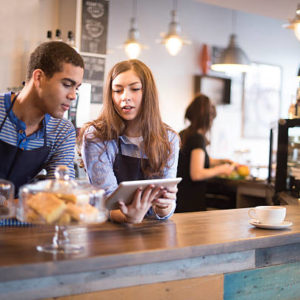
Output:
[26, 41, 84, 81]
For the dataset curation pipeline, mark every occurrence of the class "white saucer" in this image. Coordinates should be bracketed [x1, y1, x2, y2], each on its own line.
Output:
[249, 219, 293, 229]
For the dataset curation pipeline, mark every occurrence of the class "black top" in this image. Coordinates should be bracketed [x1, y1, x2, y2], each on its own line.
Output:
[176, 131, 209, 212]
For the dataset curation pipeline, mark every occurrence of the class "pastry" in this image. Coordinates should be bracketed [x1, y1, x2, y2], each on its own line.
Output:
[55, 193, 77, 204]
[27, 192, 66, 224]
[82, 204, 99, 223]
[66, 202, 83, 222]
[57, 212, 71, 225]
[56, 193, 89, 206]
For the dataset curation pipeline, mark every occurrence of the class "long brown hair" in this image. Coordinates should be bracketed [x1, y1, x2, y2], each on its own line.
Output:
[180, 93, 216, 146]
[78, 59, 174, 177]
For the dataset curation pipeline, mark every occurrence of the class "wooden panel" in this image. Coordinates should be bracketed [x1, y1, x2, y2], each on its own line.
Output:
[1, 206, 300, 282]
[45, 275, 223, 300]
[0, 251, 253, 299]
[224, 262, 300, 299]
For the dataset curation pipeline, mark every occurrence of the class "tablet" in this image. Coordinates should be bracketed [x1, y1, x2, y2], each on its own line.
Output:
[105, 177, 182, 210]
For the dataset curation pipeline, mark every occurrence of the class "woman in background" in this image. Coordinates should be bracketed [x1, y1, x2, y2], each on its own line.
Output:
[79, 59, 179, 224]
[176, 94, 234, 213]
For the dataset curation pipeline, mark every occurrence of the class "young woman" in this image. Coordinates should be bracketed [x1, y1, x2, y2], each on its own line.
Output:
[79, 59, 179, 224]
[176, 94, 235, 213]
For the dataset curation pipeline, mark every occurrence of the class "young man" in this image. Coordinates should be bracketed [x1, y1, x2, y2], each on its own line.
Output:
[0, 41, 84, 195]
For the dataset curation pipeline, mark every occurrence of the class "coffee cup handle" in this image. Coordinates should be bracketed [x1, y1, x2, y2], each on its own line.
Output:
[248, 208, 256, 220]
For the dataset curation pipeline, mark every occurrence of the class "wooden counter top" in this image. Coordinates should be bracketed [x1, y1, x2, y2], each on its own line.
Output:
[1, 206, 300, 283]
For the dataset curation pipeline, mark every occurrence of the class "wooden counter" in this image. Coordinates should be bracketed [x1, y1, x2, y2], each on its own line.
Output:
[1, 206, 300, 299]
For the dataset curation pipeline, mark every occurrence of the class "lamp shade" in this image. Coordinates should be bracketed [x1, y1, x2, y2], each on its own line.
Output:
[283, 4, 300, 41]
[124, 17, 143, 59]
[159, 2, 190, 56]
[162, 9, 183, 56]
[211, 34, 250, 73]
[297, 66, 300, 81]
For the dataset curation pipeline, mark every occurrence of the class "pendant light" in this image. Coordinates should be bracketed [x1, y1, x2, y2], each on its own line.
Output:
[124, 0, 143, 59]
[297, 66, 300, 81]
[160, 0, 190, 56]
[283, 4, 300, 41]
[211, 10, 250, 73]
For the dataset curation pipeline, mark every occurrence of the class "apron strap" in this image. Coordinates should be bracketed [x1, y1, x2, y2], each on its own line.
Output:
[0, 93, 47, 147]
[117, 138, 122, 154]
[0, 93, 18, 133]
[42, 118, 47, 147]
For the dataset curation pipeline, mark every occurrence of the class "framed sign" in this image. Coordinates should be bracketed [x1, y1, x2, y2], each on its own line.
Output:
[82, 54, 105, 104]
[242, 62, 282, 138]
[194, 75, 231, 105]
[80, 0, 109, 54]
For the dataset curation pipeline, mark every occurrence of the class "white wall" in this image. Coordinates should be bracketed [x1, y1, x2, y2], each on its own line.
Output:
[105, 0, 300, 168]
[0, 0, 60, 91]
[1, 0, 300, 169]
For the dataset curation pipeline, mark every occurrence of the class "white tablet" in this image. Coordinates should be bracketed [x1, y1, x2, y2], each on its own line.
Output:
[105, 177, 182, 210]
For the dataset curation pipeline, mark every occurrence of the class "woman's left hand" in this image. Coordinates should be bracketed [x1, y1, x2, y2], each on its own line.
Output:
[152, 185, 177, 217]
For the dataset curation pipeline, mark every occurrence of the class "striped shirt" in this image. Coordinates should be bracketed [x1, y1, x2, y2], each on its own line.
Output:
[0, 92, 76, 180]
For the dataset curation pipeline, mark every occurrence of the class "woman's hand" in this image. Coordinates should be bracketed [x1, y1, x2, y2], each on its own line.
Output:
[220, 159, 234, 165]
[152, 185, 177, 217]
[218, 163, 235, 176]
[118, 184, 163, 224]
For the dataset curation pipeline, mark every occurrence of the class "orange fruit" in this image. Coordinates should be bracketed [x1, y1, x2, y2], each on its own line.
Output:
[237, 165, 250, 177]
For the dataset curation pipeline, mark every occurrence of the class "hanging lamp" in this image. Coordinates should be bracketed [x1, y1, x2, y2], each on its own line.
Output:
[297, 66, 300, 81]
[124, 0, 144, 59]
[283, 4, 300, 41]
[211, 11, 250, 73]
[160, 0, 190, 56]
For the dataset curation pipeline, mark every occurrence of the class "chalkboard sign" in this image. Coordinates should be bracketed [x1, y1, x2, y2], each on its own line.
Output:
[80, 0, 109, 54]
[82, 54, 105, 103]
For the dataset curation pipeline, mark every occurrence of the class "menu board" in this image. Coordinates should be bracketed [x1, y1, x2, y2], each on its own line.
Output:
[82, 54, 105, 103]
[80, 0, 109, 54]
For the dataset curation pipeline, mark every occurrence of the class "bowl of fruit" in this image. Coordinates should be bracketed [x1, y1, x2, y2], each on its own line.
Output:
[223, 164, 251, 180]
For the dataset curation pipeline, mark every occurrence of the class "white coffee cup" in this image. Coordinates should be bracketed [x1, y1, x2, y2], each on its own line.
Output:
[248, 206, 286, 225]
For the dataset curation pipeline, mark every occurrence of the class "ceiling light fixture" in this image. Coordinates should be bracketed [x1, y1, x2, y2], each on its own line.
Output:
[124, 0, 144, 59]
[160, 0, 190, 56]
[211, 10, 250, 73]
[297, 66, 300, 81]
[283, 4, 300, 41]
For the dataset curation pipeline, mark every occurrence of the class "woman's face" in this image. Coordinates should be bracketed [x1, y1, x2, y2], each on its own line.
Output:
[111, 69, 143, 125]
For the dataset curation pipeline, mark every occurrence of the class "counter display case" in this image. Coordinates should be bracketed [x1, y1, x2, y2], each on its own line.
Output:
[270, 118, 300, 202]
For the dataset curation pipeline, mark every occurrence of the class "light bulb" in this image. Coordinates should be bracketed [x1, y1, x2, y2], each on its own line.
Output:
[124, 41, 141, 59]
[165, 35, 183, 56]
[294, 23, 300, 41]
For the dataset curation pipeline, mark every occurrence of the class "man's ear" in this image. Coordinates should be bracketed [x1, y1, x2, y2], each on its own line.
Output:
[32, 69, 45, 88]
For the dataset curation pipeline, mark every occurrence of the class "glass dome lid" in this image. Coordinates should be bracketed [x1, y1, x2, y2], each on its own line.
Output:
[17, 166, 106, 225]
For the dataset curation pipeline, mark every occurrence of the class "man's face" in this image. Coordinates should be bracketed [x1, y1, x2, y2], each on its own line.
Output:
[37, 63, 84, 119]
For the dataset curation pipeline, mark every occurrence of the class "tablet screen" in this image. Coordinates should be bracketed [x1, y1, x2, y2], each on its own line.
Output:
[105, 177, 182, 210]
